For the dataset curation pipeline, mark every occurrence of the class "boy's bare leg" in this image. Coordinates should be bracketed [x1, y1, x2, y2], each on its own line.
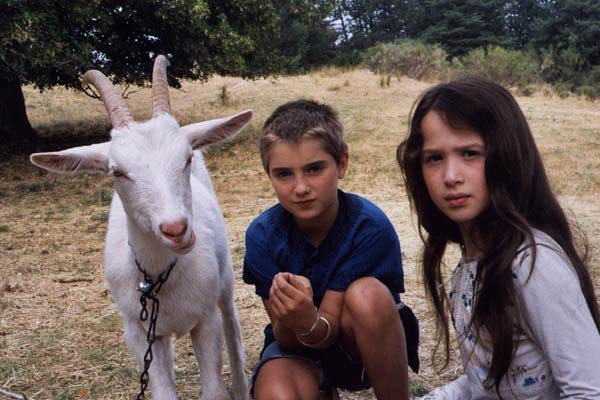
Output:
[254, 358, 321, 400]
[340, 277, 410, 400]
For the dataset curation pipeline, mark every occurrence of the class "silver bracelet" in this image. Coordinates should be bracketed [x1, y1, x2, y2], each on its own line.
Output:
[296, 315, 331, 349]
[296, 308, 320, 337]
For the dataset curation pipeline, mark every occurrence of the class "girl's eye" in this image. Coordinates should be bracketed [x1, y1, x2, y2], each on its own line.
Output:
[274, 170, 292, 179]
[424, 154, 442, 163]
[463, 150, 480, 158]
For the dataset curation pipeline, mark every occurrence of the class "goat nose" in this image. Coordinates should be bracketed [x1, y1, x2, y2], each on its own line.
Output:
[160, 220, 188, 238]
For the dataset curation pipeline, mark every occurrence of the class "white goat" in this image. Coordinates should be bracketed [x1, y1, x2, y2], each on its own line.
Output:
[30, 55, 251, 400]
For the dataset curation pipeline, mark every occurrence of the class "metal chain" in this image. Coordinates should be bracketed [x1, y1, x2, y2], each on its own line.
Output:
[134, 257, 177, 400]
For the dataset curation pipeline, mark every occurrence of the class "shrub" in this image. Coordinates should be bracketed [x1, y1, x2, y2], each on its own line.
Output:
[576, 85, 599, 100]
[555, 82, 572, 98]
[577, 66, 600, 99]
[362, 40, 449, 81]
[519, 85, 536, 97]
[540, 45, 585, 85]
[455, 46, 540, 88]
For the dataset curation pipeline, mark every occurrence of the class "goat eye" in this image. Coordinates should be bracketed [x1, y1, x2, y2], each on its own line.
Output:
[111, 169, 125, 178]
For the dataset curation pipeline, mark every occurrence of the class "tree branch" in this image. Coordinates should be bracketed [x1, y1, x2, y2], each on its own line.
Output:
[0, 387, 34, 400]
[54, 278, 93, 284]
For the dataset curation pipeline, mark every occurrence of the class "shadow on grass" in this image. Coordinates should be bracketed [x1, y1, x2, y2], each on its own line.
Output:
[0, 122, 110, 163]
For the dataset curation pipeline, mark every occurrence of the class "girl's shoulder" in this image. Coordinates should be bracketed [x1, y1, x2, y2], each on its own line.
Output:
[512, 228, 577, 289]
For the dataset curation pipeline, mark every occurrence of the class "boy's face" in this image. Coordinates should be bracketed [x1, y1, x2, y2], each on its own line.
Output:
[267, 138, 348, 234]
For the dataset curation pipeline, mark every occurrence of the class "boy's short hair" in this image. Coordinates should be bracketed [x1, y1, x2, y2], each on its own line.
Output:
[259, 99, 348, 172]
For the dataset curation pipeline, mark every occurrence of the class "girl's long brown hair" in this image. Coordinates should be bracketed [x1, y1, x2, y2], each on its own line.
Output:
[398, 77, 600, 394]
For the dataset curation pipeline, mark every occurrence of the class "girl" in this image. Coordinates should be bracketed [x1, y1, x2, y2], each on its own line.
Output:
[398, 77, 600, 399]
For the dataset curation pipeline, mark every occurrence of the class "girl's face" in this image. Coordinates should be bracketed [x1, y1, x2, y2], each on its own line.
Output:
[267, 137, 348, 238]
[420, 111, 490, 241]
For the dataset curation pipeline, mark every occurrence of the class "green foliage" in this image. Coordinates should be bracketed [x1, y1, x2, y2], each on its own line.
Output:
[554, 82, 572, 99]
[0, 0, 291, 90]
[362, 40, 449, 81]
[576, 85, 599, 100]
[455, 46, 540, 88]
[576, 66, 600, 99]
[504, 0, 543, 49]
[519, 85, 535, 97]
[539, 45, 586, 85]
[334, 0, 411, 50]
[584, 66, 600, 87]
[532, 0, 600, 68]
[417, 0, 508, 58]
[4, 0, 600, 109]
[270, 0, 338, 72]
[0, 0, 97, 89]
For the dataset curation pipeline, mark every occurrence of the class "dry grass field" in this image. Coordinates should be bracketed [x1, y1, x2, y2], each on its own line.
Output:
[1, 68, 599, 399]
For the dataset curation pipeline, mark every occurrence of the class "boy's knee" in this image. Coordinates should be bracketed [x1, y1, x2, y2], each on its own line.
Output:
[254, 358, 320, 400]
[343, 277, 397, 321]
[254, 380, 296, 400]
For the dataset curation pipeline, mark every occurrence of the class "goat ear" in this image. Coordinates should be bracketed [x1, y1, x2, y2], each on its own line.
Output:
[182, 109, 253, 150]
[30, 142, 110, 175]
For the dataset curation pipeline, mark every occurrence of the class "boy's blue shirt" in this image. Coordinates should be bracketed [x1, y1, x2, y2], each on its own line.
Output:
[243, 190, 405, 348]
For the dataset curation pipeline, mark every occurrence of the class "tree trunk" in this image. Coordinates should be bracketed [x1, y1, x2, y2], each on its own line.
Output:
[0, 79, 38, 144]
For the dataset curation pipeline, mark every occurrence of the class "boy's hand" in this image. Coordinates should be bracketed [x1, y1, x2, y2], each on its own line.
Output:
[287, 273, 313, 297]
[269, 272, 316, 334]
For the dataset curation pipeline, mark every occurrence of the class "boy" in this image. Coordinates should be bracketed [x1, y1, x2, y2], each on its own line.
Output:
[243, 99, 419, 399]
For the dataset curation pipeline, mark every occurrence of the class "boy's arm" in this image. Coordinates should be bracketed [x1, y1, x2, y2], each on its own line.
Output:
[264, 273, 343, 350]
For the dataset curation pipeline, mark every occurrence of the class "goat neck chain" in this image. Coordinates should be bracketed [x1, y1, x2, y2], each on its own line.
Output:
[132, 254, 177, 400]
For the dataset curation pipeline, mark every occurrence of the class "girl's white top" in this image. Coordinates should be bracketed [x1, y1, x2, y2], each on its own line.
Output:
[417, 229, 600, 399]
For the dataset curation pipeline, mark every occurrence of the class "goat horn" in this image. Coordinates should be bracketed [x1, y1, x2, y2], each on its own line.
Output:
[152, 55, 171, 117]
[82, 70, 133, 129]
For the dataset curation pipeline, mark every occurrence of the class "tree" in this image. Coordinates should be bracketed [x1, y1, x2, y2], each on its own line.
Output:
[532, 0, 600, 69]
[1, 0, 96, 143]
[332, 0, 410, 50]
[504, 0, 543, 49]
[0, 0, 284, 144]
[416, 0, 508, 58]
[271, 0, 338, 72]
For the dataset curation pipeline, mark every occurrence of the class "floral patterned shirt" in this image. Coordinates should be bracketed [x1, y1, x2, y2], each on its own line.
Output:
[417, 229, 600, 399]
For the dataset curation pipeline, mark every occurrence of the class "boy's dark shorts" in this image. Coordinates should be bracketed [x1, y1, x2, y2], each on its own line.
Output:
[250, 303, 419, 396]
[250, 340, 370, 395]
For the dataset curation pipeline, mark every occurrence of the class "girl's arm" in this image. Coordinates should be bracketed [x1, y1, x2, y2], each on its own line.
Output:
[517, 243, 600, 396]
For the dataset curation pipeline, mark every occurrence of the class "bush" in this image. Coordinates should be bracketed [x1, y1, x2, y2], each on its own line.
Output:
[540, 45, 586, 85]
[554, 82, 572, 98]
[578, 65, 600, 99]
[573, 66, 600, 100]
[584, 66, 600, 85]
[519, 85, 536, 97]
[576, 85, 599, 100]
[454, 46, 540, 89]
[362, 40, 449, 81]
